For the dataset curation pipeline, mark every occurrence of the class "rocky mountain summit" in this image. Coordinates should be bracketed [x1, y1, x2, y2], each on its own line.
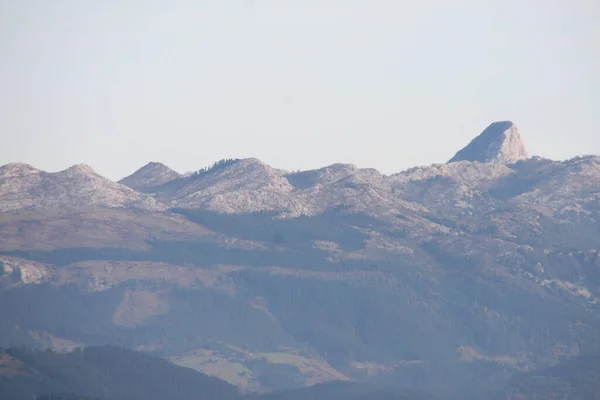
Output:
[1, 121, 600, 399]
[448, 121, 529, 164]
[118, 161, 181, 192]
[0, 163, 164, 213]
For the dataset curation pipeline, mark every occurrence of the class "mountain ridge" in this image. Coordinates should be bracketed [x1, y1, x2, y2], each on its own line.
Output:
[0, 162, 164, 213]
[4, 121, 597, 217]
[3, 155, 597, 217]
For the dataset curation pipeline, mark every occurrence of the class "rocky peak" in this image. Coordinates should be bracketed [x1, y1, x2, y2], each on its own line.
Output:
[119, 162, 181, 192]
[62, 163, 98, 177]
[236, 157, 264, 167]
[0, 163, 165, 212]
[286, 163, 359, 189]
[0, 163, 41, 178]
[448, 121, 529, 164]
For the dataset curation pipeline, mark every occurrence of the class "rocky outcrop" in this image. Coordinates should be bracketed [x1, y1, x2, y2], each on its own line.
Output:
[169, 158, 309, 214]
[119, 162, 182, 192]
[0, 163, 164, 212]
[448, 121, 529, 164]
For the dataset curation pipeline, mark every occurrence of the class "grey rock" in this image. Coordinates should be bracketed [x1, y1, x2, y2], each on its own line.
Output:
[119, 161, 182, 192]
[0, 162, 165, 212]
[448, 121, 529, 164]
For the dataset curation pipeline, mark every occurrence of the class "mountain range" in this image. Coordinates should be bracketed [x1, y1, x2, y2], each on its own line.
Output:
[1, 121, 599, 399]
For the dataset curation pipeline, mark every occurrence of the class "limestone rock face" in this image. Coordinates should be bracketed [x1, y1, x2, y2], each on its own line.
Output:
[448, 121, 529, 164]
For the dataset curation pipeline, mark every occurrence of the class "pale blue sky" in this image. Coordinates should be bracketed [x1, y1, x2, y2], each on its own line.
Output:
[1, 0, 598, 180]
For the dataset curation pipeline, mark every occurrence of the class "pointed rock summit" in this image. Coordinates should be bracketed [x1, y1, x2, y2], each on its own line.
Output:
[448, 121, 529, 164]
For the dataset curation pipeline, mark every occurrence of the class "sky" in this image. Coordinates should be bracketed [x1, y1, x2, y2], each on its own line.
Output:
[0, 0, 598, 180]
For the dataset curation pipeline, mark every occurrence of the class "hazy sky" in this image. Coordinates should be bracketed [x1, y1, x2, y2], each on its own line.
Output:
[1, 0, 598, 180]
